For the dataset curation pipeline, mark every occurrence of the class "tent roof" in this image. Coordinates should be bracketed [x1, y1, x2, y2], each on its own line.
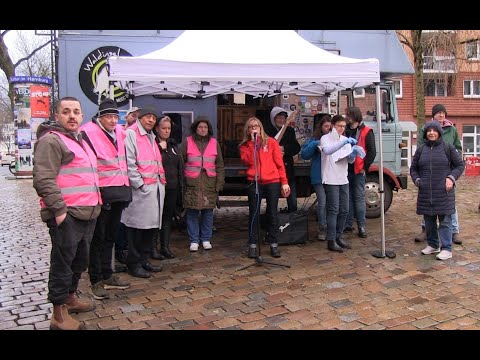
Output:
[108, 30, 380, 99]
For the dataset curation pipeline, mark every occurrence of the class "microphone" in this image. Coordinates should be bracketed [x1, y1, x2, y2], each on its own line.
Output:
[253, 131, 257, 140]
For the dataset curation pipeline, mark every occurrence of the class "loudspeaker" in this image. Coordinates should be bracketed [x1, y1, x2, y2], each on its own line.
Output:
[264, 210, 308, 245]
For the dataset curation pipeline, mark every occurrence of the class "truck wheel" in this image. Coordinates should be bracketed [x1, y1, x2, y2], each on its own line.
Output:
[365, 174, 392, 219]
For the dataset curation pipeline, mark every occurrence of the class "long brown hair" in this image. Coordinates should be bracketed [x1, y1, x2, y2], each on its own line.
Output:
[239, 117, 269, 147]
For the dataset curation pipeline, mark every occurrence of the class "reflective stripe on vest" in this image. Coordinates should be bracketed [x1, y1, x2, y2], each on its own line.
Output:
[81, 122, 129, 187]
[184, 136, 217, 178]
[354, 125, 371, 174]
[40, 131, 102, 208]
[130, 123, 166, 185]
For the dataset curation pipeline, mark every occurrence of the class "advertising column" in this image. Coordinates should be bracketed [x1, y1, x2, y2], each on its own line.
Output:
[10, 76, 52, 178]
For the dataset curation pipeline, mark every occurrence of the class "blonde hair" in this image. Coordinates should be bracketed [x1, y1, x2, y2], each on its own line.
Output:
[239, 117, 269, 147]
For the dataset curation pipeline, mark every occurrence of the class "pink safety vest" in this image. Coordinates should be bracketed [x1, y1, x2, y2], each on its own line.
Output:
[81, 122, 129, 187]
[130, 123, 166, 185]
[184, 136, 217, 178]
[40, 131, 102, 208]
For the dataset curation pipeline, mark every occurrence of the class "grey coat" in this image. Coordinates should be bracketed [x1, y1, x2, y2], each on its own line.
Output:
[121, 121, 165, 229]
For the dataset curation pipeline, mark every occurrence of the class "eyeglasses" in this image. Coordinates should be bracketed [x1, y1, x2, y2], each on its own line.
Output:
[248, 124, 260, 129]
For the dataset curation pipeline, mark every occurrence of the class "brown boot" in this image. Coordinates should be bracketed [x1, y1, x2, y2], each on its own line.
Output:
[65, 293, 96, 314]
[50, 304, 85, 330]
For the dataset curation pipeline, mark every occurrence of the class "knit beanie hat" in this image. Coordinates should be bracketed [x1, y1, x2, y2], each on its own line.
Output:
[432, 104, 447, 117]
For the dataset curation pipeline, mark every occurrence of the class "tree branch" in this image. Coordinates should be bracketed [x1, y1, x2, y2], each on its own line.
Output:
[13, 40, 51, 71]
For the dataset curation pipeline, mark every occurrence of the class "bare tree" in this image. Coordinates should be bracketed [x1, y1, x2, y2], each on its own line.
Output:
[0, 30, 52, 113]
[396, 30, 478, 129]
[0, 30, 53, 146]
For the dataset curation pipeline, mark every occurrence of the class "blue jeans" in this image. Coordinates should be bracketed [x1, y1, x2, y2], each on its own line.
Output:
[324, 184, 349, 242]
[186, 208, 214, 244]
[345, 172, 366, 229]
[247, 181, 280, 245]
[312, 183, 327, 229]
[424, 214, 453, 251]
[420, 207, 459, 233]
[286, 176, 297, 212]
[451, 208, 460, 233]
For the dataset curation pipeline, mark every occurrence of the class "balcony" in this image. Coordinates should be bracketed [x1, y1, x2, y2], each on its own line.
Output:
[423, 55, 456, 73]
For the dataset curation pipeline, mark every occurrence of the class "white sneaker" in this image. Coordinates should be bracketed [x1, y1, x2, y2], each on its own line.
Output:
[189, 243, 199, 252]
[421, 245, 440, 255]
[436, 250, 452, 260]
[202, 241, 212, 250]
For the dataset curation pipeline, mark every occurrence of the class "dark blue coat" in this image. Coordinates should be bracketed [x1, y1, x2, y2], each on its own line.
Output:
[410, 132, 464, 216]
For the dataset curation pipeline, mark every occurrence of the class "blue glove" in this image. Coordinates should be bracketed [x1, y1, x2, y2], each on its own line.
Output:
[347, 148, 357, 162]
[343, 137, 357, 145]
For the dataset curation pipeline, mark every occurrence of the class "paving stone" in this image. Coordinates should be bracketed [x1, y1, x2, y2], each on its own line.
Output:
[2, 174, 480, 330]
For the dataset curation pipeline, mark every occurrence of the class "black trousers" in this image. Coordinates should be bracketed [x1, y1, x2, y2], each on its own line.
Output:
[247, 181, 280, 245]
[88, 202, 126, 285]
[125, 227, 157, 269]
[46, 214, 96, 305]
[160, 188, 178, 241]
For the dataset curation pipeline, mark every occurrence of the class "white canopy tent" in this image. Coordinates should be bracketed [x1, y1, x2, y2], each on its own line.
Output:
[108, 30, 393, 258]
[108, 30, 380, 98]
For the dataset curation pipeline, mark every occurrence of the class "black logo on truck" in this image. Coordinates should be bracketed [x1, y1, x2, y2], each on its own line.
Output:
[79, 46, 132, 106]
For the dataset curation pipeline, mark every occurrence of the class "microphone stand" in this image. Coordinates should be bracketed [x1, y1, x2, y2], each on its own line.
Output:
[237, 132, 290, 271]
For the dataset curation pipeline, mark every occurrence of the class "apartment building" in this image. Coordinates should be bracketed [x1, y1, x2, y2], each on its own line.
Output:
[394, 30, 480, 159]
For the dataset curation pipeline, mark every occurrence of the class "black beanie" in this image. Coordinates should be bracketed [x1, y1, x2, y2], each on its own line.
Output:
[432, 104, 447, 117]
[97, 99, 118, 117]
[138, 106, 158, 119]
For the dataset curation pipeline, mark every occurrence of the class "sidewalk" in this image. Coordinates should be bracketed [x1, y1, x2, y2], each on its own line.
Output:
[1, 173, 480, 330]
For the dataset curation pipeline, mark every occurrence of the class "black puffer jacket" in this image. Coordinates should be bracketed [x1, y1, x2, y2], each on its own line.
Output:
[410, 121, 464, 216]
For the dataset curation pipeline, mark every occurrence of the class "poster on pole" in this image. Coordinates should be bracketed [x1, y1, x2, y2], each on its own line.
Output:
[10, 76, 52, 176]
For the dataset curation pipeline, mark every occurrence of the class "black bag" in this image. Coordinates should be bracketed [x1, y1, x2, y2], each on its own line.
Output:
[276, 210, 308, 245]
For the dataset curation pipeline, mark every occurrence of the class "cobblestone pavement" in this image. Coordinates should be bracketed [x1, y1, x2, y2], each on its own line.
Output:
[1, 169, 480, 330]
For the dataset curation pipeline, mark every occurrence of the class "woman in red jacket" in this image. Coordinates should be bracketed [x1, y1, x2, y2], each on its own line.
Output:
[239, 117, 290, 259]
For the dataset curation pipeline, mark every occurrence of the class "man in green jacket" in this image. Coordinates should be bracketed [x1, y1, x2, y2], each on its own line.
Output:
[415, 104, 463, 244]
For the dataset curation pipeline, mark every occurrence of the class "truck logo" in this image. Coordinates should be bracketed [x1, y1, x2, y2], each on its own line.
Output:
[79, 46, 132, 106]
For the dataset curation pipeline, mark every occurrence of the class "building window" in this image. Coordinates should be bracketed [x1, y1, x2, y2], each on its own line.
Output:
[462, 125, 480, 156]
[463, 80, 480, 98]
[466, 41, 480, 60]
[353, 88, 365, 98]
[392, 79, 402, 98]
[424, 77, 453, 97]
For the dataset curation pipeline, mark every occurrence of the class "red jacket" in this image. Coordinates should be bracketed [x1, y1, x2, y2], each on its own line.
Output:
[239, 137, 288, 185]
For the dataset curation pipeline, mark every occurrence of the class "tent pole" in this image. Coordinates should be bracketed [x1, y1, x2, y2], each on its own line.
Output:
[372, 83, 395, 259]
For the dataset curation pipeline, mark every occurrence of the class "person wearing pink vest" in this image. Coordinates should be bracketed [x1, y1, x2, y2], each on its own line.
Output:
[81, 99, 132, 300]
[179, 118, 225, 252]
[33, 97, 101, 330]
[121, 106, 166, 278]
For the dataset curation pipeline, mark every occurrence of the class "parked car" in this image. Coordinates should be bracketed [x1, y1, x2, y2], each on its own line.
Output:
[1, 153, 14, 167]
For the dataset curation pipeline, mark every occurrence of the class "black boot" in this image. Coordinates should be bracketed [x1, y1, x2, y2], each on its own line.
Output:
[328, 240, 343, 252]
[150, 232, 165, 260]
[270, 244, 281, 258]
[336, 237, 352, 249]
[159, 224, 175, 259]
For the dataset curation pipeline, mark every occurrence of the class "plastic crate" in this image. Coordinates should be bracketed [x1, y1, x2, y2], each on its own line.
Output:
[465, 156, 480, 176]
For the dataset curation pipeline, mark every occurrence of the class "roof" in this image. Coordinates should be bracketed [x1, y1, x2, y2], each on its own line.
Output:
[108, 30, 380, 99]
